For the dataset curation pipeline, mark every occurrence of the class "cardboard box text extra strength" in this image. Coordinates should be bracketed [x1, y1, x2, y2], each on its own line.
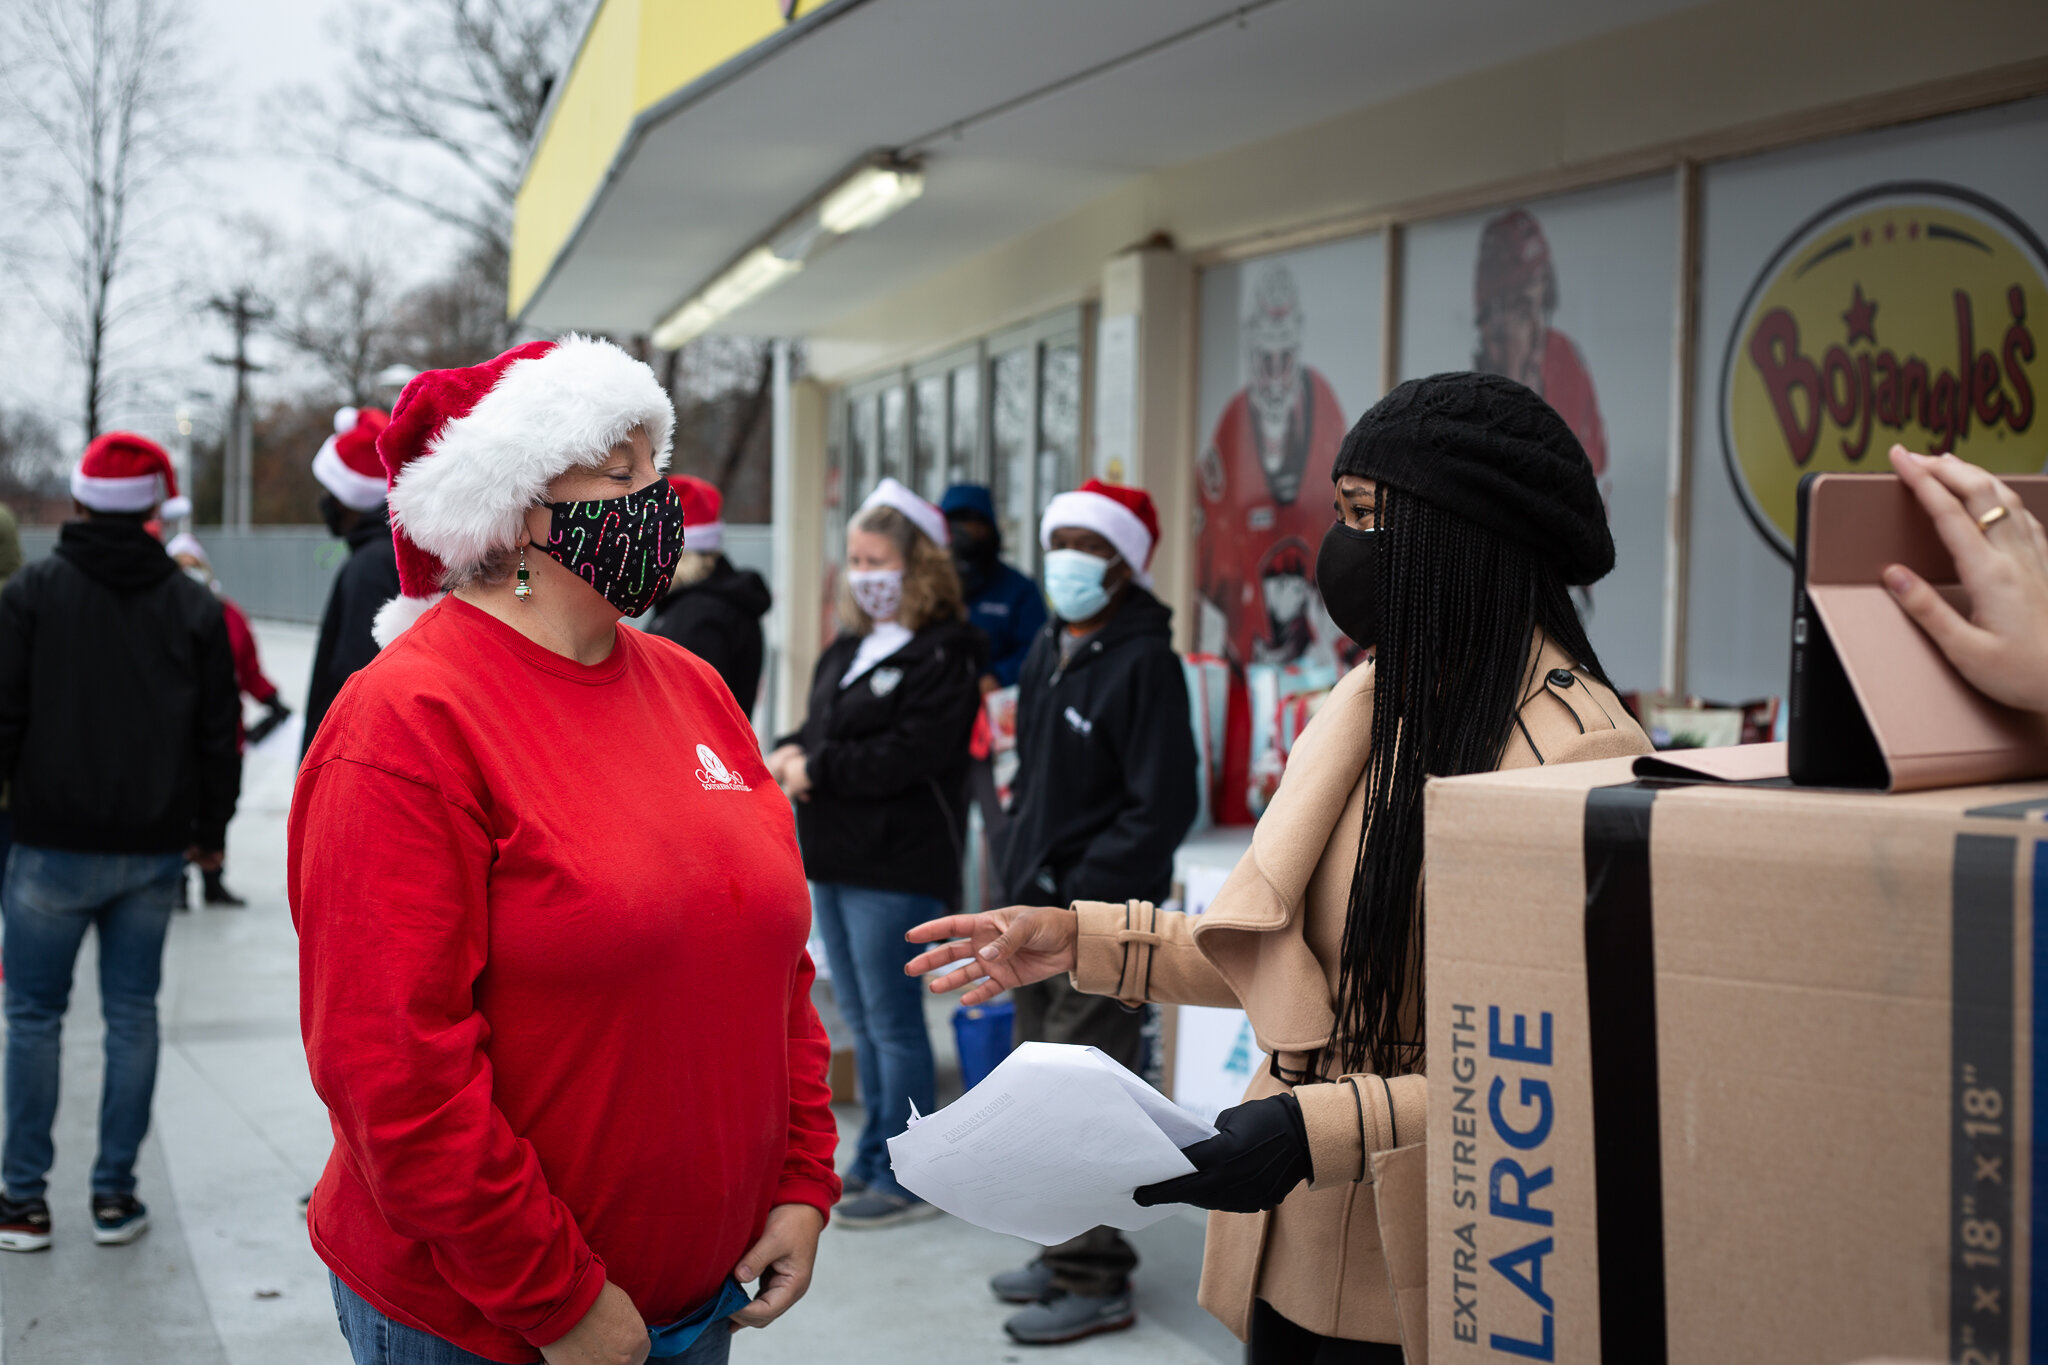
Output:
[1425, 755, 2048, 1364]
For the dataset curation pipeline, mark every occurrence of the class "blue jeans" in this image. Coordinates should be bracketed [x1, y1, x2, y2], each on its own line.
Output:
[808, 883, 940, 1199]
[2, 845, 182, 1199]
[330, 1275, 733, 1364]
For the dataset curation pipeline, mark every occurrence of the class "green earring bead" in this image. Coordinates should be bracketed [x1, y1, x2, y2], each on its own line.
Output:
[515, 548, 532, 601]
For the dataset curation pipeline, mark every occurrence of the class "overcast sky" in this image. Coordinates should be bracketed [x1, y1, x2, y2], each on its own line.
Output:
[3, 0, 469, 450]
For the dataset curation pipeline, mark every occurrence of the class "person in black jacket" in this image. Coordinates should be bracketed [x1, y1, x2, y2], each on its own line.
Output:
[0, 433, 240, 1252]
[768, 478, 984, 1231]
[648, 474, 770, 714]
[303, 407, 400, 758]
[990, 480, 1199, 1345]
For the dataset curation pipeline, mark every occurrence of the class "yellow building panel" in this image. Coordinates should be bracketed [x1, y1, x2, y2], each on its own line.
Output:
[511, 0, 826, 320]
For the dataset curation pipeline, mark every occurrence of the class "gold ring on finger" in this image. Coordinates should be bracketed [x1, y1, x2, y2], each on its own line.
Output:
[1979, 504, 2012, 532]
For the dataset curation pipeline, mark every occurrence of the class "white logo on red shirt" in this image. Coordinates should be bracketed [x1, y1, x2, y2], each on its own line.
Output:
[695, 743, 751, 792]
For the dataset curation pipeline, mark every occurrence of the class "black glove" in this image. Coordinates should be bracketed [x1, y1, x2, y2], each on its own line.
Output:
[246, 698, 291, 746]
[1133, 1092, 1312, 1213]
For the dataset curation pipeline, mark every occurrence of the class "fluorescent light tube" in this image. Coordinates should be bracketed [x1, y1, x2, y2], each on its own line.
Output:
[817, 164, 924, 235]
[653, 247, 801, 348]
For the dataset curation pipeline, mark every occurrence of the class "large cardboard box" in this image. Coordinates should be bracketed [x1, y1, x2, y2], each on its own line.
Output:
[1425, 756, 2048, 1364]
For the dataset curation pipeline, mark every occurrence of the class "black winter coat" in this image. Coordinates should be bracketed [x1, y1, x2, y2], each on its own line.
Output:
[303, 508, 401, 756]
[647, 555, 770, 713]
[0, 520, 242, 853]
[999, 587, 1199, 908]
[781, 616, 986, 903]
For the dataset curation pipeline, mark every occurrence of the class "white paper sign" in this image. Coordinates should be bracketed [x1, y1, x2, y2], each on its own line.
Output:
[1093, 312, 1137, 481]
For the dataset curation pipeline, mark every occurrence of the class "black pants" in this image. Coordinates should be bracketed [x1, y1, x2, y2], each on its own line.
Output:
[1014, 973, 1146, 1295]
[1247, 1300, 1406, 1364]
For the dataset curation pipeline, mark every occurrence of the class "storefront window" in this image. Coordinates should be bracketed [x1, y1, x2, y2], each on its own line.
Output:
[990, 346, 1035, 574]
[849, 393, 879, 507]
[948, 362, 979, 490]
[1037, 339, 1080, 531]
[879, 386, 908, 487]
[913, 373, 947, 503]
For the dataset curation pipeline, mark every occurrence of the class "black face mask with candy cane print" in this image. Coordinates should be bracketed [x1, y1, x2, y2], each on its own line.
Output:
[540, 478, 686, 618]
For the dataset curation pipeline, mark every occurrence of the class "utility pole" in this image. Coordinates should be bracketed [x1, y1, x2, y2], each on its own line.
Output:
[207, 288, 273, 530]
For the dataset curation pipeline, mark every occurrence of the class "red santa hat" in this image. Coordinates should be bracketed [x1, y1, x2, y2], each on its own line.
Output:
[1039, 479, 1159, 587]
[857, 476, 949, 547]
[312, 406, 392, 511]
[668, 474, 723, 551]
[72, 432, 191, 520]
[373, 334, 674, 646]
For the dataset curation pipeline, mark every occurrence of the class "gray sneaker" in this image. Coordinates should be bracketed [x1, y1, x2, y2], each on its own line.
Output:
[990, 1257, 1056, 1304]
[1003, 1289, 1136, 1344]
[834, 1190, 940, 1229]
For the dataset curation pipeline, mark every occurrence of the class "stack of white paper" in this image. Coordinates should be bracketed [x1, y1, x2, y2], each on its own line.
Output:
[885, 1041, 1218, 1245]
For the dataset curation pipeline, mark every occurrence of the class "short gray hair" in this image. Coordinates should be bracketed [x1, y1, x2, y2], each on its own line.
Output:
[439, 543, 521, 593]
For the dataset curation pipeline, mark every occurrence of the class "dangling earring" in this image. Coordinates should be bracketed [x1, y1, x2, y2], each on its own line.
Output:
[514, 544, 532, 601]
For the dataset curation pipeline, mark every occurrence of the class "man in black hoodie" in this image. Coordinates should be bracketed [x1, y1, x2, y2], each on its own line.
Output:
[648, 475, 770, 713]
[0, 433, 240, 1252]
[993, 480, 1199, 1345]
[303, 407, 400, 757]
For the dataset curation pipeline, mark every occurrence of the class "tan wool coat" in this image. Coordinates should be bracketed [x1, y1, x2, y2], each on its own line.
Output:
[1070, 631, 1650, 1357]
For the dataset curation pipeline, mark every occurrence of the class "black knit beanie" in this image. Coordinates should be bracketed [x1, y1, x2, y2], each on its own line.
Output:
[1332, 372, 1615, 585]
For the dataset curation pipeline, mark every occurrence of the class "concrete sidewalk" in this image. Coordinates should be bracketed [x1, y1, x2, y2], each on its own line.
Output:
[0, 619, 1237, 1365]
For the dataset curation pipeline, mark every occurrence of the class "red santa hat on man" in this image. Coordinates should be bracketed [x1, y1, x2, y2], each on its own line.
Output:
[1039, 479, 1159, 587]
[312, 406, 392, 511]
[71, 432, 191, 520]
[372, 334, 674, 646]
[668, 474, 723, 552]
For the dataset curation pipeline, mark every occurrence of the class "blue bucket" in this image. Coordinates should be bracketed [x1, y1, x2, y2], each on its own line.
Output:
[952, 998, 1016, 1091]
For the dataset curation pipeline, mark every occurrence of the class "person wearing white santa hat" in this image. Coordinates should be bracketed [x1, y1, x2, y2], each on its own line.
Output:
[647, 474, 771, 712]
[301, 405, 399, 756]
[0, 430, 240, 1253]
[291, 336, 838, 1365]
[916, 478, 1199, 1345]
[766, 475, 985, 1230]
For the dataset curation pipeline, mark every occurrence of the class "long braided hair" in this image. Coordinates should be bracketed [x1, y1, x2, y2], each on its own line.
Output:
[1328, 482, 1618, 1077]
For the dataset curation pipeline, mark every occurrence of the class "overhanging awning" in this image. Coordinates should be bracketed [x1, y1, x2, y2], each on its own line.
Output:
[512, 0, 1707, 338]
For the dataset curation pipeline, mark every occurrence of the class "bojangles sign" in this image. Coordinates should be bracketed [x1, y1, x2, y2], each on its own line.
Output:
[1721, 182, 2048, 555]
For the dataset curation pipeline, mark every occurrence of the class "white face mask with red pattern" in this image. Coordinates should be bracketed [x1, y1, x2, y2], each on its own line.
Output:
[848, 569, 903, 622]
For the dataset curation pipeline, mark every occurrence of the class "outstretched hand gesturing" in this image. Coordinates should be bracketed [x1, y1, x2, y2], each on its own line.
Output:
[903, 905, 1079, 1005]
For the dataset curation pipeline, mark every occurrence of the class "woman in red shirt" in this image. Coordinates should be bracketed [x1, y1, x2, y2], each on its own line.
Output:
[290, 337, 838, 1365]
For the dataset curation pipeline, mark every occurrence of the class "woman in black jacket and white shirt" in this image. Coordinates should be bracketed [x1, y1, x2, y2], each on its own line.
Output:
[768, 478, 985, 1229]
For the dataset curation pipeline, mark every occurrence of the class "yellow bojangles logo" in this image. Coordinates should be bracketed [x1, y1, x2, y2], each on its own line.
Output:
[1722, 182, 2048, 554]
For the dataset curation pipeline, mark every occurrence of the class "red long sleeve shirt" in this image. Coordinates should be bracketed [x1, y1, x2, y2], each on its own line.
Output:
[289, 596, 838, 1362]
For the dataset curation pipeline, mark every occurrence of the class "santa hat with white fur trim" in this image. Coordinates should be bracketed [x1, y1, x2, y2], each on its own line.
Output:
[1040, 479, 1159, 587]
[372, 335, 674, 646]
[312, 406, 391, 511]
[857, 476, 950, 547]
[72, 432, 191, 520]
[668, 474, 723, 551]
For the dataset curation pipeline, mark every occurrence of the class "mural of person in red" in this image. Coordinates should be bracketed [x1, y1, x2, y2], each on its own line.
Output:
[1196, 263, 1349, 666]
[1473, 209, 1609, 497]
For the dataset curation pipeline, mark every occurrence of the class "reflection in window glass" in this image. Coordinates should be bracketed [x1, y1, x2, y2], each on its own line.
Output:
[826, 414, 847, 566]
[1037, 340, 1080, 529]
[990, 348, 1035, 575]
[948, 363, 979, 489]
[850, 395, 879, 508]
[914, 374, 947, 504]
[880, 387, 908, 487]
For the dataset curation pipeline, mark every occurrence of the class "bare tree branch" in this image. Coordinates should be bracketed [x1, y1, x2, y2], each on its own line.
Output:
[0, 0, 206, 438]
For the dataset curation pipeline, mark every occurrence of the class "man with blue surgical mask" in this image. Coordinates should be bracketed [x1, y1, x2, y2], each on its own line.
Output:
[989, 480, 1199, 1346]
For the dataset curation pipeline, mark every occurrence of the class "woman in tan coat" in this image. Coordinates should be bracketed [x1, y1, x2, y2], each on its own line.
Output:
[908, 372, 1652, 1363]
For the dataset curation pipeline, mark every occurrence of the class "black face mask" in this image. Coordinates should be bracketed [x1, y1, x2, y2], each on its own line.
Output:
[1316, 522, 1382, 650]
[950, 524, 997, 565]
[318, 491, 349, 538]
[542, 479, 687, 618]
